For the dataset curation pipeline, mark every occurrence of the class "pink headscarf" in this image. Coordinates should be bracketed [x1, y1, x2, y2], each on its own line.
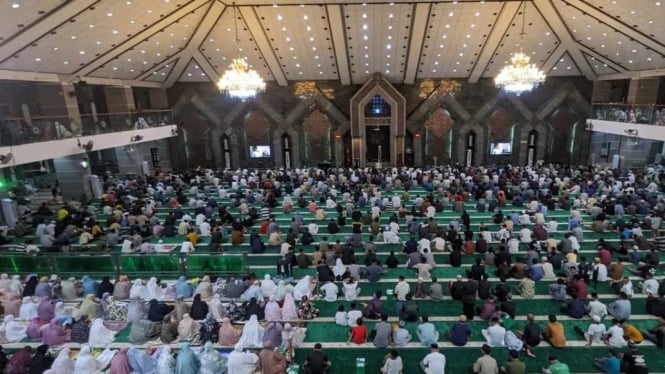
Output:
[217, 318, 241, 346]
[26, 318, 42, 340]
[109, 347, 132, 374]
[41, 318, 69, 346]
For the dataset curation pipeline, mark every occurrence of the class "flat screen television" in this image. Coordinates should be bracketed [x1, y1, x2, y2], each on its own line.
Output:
[249, 145, 271, 158]
[489, 142, 512, 155]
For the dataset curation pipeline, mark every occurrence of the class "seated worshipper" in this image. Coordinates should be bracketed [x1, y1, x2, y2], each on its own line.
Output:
[228, 342, 259, 374]
[0, 315, 27, 343]
[199, 341, 226, 374]
[3, 294, 22, 317]
[481, 317, 506, 347]
[260, 274, 278, 299]
[608, 292, 632, 321]
[96, 276, 114, 299]
[26, 317, 42, 340]
[190, 294, 209, 320]
[574, 315, 606, 347]
[173, 295, 191, 322]
[112, 275, 130, 300]
[282, 292, 299, 321]
[243, 297, 265, 321]
[128, 347, 158, 374]
[293, 275, 316, 300]
[606, 319, 628, 348]
[417, 315, 440, 346]
[348, 317, 368, 344]
[333, 259, 348, 281]
[127, 297, 148, 323]
[74, 346, 100, 374]
[109, 348, 132, 374]
[28, 344, 53, 374]
[6, 346, 32, 374]
[154, 345, 176, 373]
[50, 347, 75, 373]
[238, 314, 265, 348]
[400, 293, 419, 322]
[70, 315, 92, 344]
[219, 317, 242, 346]
[298, 295, 320, 320]
[549, 279, 568, 302]
[343, 277, 361, 302]
[147, 299, 172, 322]
[543, 314, 566, 348]
[263, 321, 284, 348]
[175, 276, 194, 299]
[129, 279, 147, 300]
[160, 314, 178, 344]
[241, 281, 262, 303]
[34, 276, 52, 298]
[194, 276, 213, 299]
[208, 294, 226, 321]
[561, 295, 586, 319]
[448, 315, 472, 346]
[74, 294, 99, 322]
[128, 318, 161, 344]
[40, 318, 71, 347]
[199, 313, 220, 344]
[144, 277, 164, 301]
[88, 317, 117, 346]
[19, 297, 38, 321]
[37, 296, 55, 322]
[177, 313, 201, 340]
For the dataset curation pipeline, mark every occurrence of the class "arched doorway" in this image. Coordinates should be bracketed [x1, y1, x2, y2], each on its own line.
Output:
[221, 134, 232, 169]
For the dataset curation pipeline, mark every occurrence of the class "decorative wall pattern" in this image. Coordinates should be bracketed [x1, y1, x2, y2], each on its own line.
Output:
[424, 108, 454, 139]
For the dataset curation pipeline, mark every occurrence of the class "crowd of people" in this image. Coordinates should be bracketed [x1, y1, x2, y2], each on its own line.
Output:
[0, 162, 663, 373]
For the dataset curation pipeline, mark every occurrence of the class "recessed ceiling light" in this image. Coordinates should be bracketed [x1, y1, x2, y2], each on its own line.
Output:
[11, 3, 19, 8]
[475, 12, 480, 16]
[449, 12, 454, 17]
[286, 37, 291, 42]
[306, 26, 311, 31]
[303, 15, 308, 20]
[130, 20, 135, 24]
[63, 61, 69, 64]
[289, 47, 294, 51]
[126, 1, 131, 4]
[96, 41, 101, 45]
[89, 24, 94, 28]
[363, 35, 368, 40]
[388, 13, 393, 18]
[34, 58, 41, 62]
[312, 46, 317, 51]
[79, 51, 85, 55]
[107, 12, 113, 17]
[113, 67, 118, 70]
[147, 9, 152, 13]
[187, 73, 192, 77]
[282, 27, 287, 32]
[388, 25, 393, 30]
[362, 13, 367, 19]
[387, 44, 392, 49]
[277, 14, 283, 21]
[112, 30, 118, 34]
[363, 24, 368, 30]
[71, 36, 77, 40]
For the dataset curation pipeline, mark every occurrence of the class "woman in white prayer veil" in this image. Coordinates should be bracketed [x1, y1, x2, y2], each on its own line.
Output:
[293, 275, 316, 301]
[207, 294, 226, 321]
[240, 283, 262, 302]
[332, 258, 347, 279]
[74, 346, 101, 374]
[227, 342, 258, 374]
[260, 274, 277, 299]
[94, 347, 117, 369]
[129, 279, 147, 300]
[144, 277, 164, 300]
[49, 347, 75, 374]
[281, 292, 298, 321]
[264, 295, 282, 322]
[0, 274, 10, 290]
[18, 296, 38, 320]
[155, 345, 175, 374]
[9, 275, 23, 295]
[199, 341, 227, 374]
[237, 314, 264, 348]
[275, 280, 287, 302]
[0, 315, 27, 342]
[88, 318, 117, 346]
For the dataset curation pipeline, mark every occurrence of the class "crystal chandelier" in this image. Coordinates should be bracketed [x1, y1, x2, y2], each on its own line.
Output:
[495, 2, 546, 95]
[217, 3, 265, 100]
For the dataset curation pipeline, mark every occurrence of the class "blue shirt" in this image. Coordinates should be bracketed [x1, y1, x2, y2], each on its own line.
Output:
[602, 357, 620, 374]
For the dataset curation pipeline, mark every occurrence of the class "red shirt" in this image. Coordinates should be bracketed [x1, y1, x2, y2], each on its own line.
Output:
[574, 280, 588, 300]
[350, 325, 367, 344]
[598, 248, 612, 266]
[259, 220, 270, 235]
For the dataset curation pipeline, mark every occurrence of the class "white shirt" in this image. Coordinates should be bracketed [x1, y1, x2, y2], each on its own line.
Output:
[508, 238, 520, 254]
[335, 311, 348, 326]
[594, 264, 608, 282]
[384, 231, 401, 244]
[389, 222, 400, 233]
[195, 214, 206, 226]
[587, 300, 608, 319]
[321, 282, 338, 302]
[547, 220, 558, 232]
[308, 223, 319, 235]
[621, 281, 635, 297]
[643, 278, 659, 296]
[383, 357, 404, 374]
[199, 222, 211, 236]
[394, 281, 410, 301]
[180, 241, 194, 253]
[418, 238, 431, 252]
[520, 228, 532, 243]
[347, 310, 363, 327]
[483, 324, 506, 347]
[607, 325, 627, 347]
[432, 237, 446, 251]
[586, 323, 607, 343]
[421, 352, 446, 374]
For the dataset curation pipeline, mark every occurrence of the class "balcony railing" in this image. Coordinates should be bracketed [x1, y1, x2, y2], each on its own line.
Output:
[590, 103, 665, 126]
[0, 110, 174, 147]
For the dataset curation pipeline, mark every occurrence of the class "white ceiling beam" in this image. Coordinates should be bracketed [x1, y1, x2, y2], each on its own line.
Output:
[0, 69, 162, 88]
[564, 0, 665, 56]
[468, 1, 521, 83]
[0, 0, 100, 63]
[239, 6, 288, 86]
[403, 3, 430, 85]
[135, 54, 183, 82]
[74, 0, 212, 77]
[540, 43, 567, 73]
[164, 0, 227, 87]
[192, 50, 221, 83]
[596, 68, 665, 81]
[326, 5, 351, 85]
[532, 0, 596, 81]
[579, 46, 625, 73]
